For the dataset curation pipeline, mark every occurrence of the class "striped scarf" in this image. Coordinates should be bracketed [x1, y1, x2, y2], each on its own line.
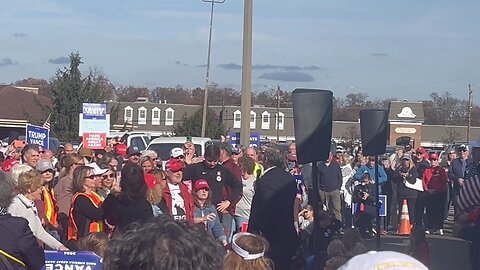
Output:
[0, 207, 8, 216]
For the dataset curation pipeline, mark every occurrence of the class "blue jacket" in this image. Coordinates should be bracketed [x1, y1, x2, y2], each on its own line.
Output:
[354, 164, 388, 192]
[449, 158, 475, 194]
[193, 205, 226, 243]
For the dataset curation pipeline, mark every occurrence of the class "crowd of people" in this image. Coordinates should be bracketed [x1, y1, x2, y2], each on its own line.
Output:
[1, 136, 465, 269]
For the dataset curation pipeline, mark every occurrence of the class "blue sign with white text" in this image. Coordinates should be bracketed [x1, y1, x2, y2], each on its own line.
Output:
[229, 132, 260, 148]
[25, 124, 49, 149]
[83, 103, 107, 120]
[42, 250, 102, 270]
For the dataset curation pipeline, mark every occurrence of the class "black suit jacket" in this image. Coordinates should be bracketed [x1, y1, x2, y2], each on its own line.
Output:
[248, 167, 299, 269]
[0, 214, 45, 270]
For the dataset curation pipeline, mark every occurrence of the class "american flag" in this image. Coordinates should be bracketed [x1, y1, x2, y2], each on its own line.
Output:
[42, 113, 51, 130]
[458, 164, 480, 211]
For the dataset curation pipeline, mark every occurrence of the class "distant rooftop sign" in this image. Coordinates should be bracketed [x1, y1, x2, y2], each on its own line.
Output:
[397, 107, 416, 118]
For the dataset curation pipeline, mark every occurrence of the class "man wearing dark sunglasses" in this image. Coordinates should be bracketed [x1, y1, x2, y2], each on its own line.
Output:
[448, 144, 474, 219]
[126, 146, 142, 165]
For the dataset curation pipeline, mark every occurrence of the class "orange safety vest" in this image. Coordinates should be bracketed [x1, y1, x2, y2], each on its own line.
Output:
[67, 191, 104, 241]
[42, 187, 58, 227]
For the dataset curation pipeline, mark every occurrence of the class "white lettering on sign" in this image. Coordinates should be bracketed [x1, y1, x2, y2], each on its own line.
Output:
[28, 131, 47, 140]
[45, 264, 93, 270]
[84, 107, 106, 116]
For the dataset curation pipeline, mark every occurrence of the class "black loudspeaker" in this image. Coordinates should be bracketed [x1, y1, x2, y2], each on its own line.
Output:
[8, 131, 19, 144]
[360, 109, 389, 156]
[292, 89, 333, 164]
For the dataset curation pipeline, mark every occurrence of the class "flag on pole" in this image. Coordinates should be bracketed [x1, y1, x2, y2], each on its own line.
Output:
[43, 113, 51, 130]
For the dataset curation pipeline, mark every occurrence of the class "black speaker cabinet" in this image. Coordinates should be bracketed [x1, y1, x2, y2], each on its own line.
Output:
[360, 109, 388, 156]
[292, 89, 333, 164]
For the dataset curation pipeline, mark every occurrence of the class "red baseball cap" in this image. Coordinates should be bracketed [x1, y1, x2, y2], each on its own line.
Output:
[144, 173, 157, 188]
[115, 144, 127, 157]
[429, 153, 439, 160]
[168, 158, 184, 172]
[416, 147, 427, 154]
[2, 159, 19, 172]
[194, 179, 210, 190]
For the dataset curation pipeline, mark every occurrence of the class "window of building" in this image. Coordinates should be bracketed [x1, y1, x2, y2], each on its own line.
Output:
[138, 107, 147, 125]
[124, 106, 133, 124]
[261, 111, 270, 130]
[152, 107, 160, 125]
[165, 107, 174, 126]
[233, 110, 241, 129]
[250, 111, 256, 129]
[275, 112, 285, 130]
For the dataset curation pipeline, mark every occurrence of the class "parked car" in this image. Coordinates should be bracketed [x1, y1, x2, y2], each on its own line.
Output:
[147, 137, 212, 161]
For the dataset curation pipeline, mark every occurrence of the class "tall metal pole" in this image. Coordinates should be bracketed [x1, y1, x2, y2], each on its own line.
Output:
[467, 84, 473, 142]
[201, 0, 225, 137]
[276, 86, 280, 142]
[240, 0, 253, 146]
[374, 155, 381, 250]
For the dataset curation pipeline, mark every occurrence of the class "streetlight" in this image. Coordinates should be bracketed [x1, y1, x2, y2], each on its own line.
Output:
[240, 0, 253, 146]
[201, 0, 225, 138]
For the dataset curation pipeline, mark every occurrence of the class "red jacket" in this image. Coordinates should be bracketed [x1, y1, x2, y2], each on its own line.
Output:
[422, 165, 448, 193]
[162, 182, 194, 223]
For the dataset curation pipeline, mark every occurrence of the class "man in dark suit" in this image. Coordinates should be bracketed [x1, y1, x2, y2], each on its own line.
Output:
[248, 144, 299, 270]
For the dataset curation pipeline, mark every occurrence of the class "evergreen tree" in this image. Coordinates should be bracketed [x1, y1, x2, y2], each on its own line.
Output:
[174, 108, 228, 139]
[49, 52, 105, 141]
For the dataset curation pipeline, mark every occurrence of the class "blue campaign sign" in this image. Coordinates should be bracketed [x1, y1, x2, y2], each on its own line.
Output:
[379, 195, 387, 217]
[83, 103, 107, 120]
[228, 132, 261, 148]
[43, 251, 102, 270]
[25, 124, 49, 148]
[351, 195, 387, 217]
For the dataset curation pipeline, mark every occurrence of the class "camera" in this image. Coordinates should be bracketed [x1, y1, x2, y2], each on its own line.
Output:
[357, 188, 367, 198]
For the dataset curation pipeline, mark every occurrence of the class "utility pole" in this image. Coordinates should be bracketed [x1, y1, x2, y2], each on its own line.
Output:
[467, 83, 473, 142]
[201, 0, 225, 137]
[276, 86, 281, 142]
[240, 0, 253, 146]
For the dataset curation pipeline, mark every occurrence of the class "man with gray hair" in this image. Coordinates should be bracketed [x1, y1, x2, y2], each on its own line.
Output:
[248, 144, 299, 270]
[21, 144, 40, 169]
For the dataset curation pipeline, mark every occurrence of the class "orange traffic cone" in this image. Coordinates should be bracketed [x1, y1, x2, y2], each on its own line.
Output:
[398, 199, 412, 235]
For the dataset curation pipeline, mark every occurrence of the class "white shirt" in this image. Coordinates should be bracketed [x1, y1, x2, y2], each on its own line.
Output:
[235, 175, 256, 219]
[8, 194, 63, 250]
[168, 183, 186, 221]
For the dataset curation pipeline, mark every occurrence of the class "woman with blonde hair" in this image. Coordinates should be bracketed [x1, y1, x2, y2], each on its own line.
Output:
[392, 153, 419, 225]
[139, 156, 155, 174]
[54, 153, 85, 241]
[8, 170, 68, 251]
[224, 232, 273, 270]
[147, 169, 167, 216]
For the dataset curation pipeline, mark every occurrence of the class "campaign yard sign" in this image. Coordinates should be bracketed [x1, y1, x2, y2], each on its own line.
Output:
[228, 132, 261, 148]
[82, 133, 107, 149]
[42, 250, 102, 270]
[83, 103, 107, 120]
[26, 124, 49, 149]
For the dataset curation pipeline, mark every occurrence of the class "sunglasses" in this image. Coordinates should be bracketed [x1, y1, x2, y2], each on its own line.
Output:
[39, 151, 45, 154]
[173, 155, 185, 159]
[84, 175, 96, 180]
[102, 173, 115, 179]
[205, 159, 218, 163]
[461, 149, 468, 152]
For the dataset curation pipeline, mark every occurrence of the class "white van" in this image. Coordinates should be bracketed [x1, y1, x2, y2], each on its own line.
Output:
[147, 137, 212, 161]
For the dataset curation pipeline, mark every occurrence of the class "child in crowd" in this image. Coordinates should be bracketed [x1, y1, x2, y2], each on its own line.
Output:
[224, 232, 273, 270]
[77, 232, 109, 257]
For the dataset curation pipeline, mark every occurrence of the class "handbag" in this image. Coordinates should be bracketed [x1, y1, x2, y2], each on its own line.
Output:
[405, 178, 424, 192]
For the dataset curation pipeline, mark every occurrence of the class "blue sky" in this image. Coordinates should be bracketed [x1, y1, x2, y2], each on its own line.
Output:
[1, 0, 479, 102]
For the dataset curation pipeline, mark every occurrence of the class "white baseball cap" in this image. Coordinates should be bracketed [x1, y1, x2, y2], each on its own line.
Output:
[170, 147, 185, 158]
[87, 163, 109, 175]
[339, 251, 428, 270]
